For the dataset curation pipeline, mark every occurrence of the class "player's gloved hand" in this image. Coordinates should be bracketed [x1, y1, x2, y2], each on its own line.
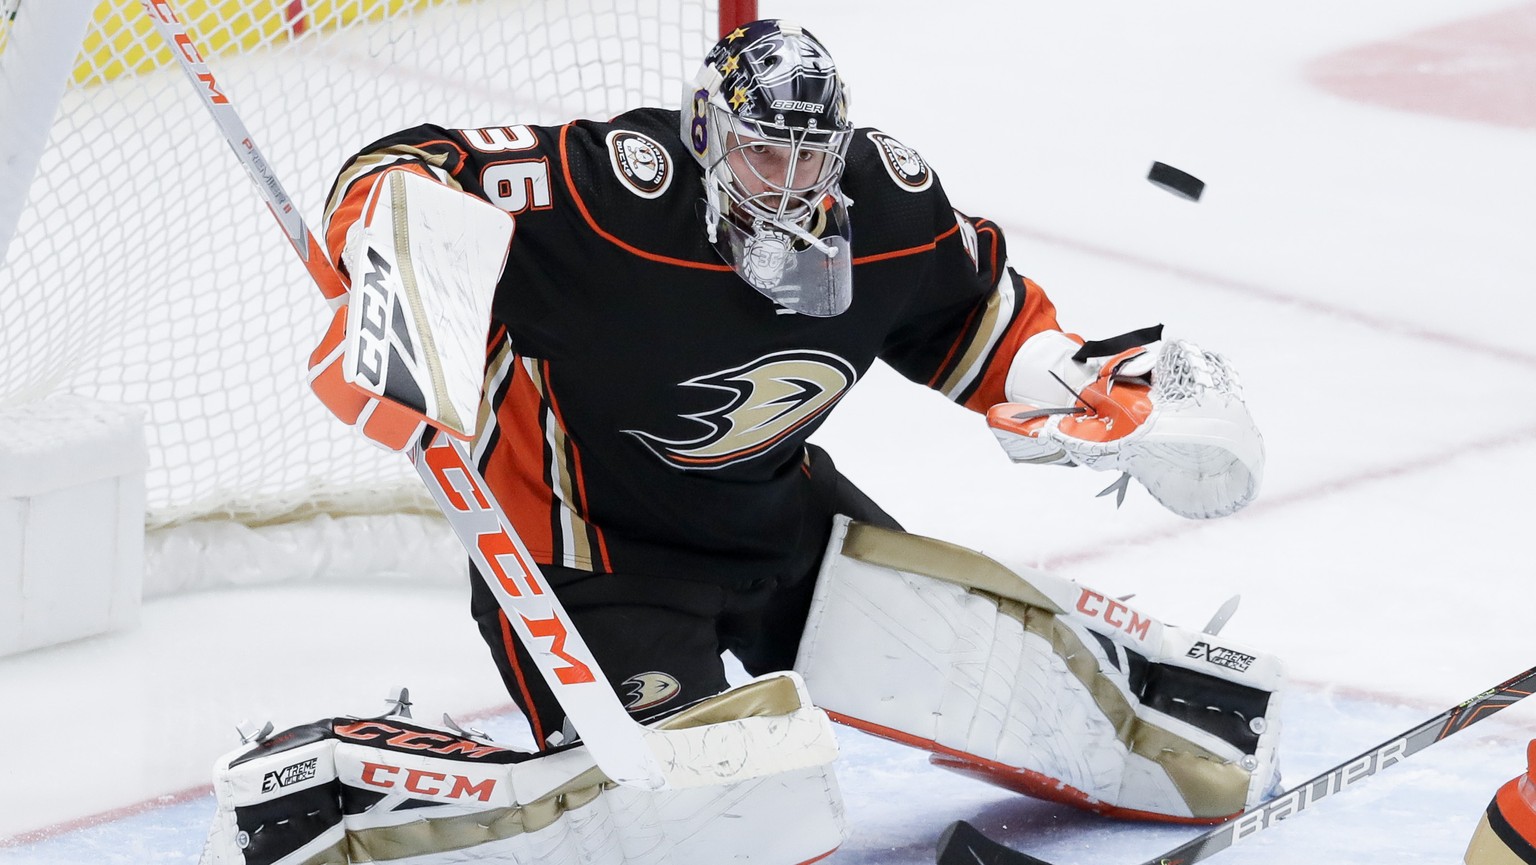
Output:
[307, 303, 428, 452]
[986, 341, 1159, 467]
[305, 166, 514, 453]
[989, 337, 1263, 519]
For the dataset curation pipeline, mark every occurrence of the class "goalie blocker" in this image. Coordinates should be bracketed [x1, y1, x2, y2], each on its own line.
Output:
[308, 166, 514, 452]
[795, 516, 1284, 823]
[198, 673, 844, 865]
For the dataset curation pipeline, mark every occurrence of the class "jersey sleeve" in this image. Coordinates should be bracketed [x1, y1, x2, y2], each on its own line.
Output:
[320, 124, 543, 280]
[878, 183, 1080, 413]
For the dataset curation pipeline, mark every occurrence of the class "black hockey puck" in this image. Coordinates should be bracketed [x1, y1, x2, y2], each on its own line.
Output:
[1147, 161, 1204, 202]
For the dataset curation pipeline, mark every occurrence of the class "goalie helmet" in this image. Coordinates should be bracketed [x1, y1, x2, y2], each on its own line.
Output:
[681, 19, 855, 316]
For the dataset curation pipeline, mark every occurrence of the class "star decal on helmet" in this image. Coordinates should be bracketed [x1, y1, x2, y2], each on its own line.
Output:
[680, 19, 856, 316]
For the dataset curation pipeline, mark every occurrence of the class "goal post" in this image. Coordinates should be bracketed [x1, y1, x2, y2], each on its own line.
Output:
[0, 1, 756, 630]
[718, 0, 758, 37]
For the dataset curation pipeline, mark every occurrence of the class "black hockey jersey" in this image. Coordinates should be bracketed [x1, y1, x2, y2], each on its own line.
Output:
[323, 108, 1069, 589]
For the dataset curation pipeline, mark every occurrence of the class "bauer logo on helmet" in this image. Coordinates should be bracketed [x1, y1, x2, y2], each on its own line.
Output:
[683, 20, 856, 316]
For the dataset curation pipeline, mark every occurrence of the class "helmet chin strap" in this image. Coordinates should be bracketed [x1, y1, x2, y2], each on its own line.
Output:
[704, 174, 722, 245]
[776, 214, 839, 259]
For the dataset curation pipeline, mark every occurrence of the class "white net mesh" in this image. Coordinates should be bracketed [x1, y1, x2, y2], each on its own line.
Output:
[0, 0, 715, 529]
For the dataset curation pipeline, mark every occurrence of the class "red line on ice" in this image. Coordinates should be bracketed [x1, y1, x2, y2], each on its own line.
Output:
[1306, 3, 1536, 130]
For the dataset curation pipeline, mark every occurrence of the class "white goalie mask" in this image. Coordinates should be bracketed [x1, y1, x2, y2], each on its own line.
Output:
[682, 20, 854, 316]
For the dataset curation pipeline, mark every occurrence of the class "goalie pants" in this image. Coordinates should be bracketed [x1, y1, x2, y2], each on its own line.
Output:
[470, 444, 900, 748]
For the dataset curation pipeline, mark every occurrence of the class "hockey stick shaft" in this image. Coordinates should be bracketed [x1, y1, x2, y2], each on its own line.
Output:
[137, 0, 670, 790]
[405, 433, 665, 790]
[139, 0, 345, 306]
[938, 663, 1536, 865]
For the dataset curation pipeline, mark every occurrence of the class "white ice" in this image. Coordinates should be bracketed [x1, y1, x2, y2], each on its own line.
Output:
[3, 0, 1535, 863]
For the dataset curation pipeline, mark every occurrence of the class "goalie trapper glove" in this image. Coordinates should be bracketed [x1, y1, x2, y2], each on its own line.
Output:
[988, 333, 1264, 519]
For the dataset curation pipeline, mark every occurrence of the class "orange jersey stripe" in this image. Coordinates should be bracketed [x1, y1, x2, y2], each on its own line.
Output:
[960, 276, 1070, 412]
[926, 222, 1059, 407]
[481, 359, 558, 561]
[926, 302, 986, 391]
[497, 611, 547, 749]
[538, 360, 612, 572]
[852, 223, 961, 266]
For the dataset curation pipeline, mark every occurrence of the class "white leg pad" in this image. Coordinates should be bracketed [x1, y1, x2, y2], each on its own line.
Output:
[198, 674, 845, 865]
[794, 516, 1284, 822]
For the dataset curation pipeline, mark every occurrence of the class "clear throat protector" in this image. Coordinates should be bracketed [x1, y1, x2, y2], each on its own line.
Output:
[703, 116, 853, 317]
[704, 193, 851, 318]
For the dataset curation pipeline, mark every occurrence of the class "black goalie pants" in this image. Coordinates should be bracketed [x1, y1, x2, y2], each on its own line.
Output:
[469, 445, 899, 750]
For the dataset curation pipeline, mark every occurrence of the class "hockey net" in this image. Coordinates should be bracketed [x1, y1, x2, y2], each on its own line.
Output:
[0, 0, 738, 587]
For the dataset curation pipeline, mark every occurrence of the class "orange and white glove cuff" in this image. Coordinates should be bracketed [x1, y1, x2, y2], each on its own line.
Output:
[306, 305, 429, 452]
[989, 340, 1160, 468]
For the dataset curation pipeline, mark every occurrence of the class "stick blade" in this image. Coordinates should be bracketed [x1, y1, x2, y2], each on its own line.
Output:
[936, 820, 1056, 865]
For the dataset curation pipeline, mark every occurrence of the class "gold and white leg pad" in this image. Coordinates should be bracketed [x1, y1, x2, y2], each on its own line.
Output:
[197, 673, 845, 865]
[793, 517, 1284, 823]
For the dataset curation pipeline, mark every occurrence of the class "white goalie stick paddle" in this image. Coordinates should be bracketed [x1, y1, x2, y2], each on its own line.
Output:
[936, 663, 1536, 865]
[138, 0, 784, 792]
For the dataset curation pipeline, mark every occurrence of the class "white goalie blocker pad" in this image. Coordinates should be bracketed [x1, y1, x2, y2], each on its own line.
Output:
[795, 517, 1284, 823]
[340, 167, 514, 440]
[198, 674, 845, 865]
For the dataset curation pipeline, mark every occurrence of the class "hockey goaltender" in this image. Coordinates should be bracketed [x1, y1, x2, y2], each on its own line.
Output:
[197, 19, 1281, 865]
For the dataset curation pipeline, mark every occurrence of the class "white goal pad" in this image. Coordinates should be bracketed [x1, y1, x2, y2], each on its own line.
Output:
[199, 674, 846, 865]
[795, 517, 1284, 822]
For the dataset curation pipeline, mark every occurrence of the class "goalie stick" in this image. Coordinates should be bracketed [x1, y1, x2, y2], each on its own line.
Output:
[936, 663, 1536, 865]
[139, 0, 834, 793]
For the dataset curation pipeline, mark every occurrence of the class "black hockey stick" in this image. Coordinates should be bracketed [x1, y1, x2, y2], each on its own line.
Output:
[937, 663, 1536, 865]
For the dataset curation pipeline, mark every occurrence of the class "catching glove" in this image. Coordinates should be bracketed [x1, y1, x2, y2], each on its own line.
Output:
[989, 333, 1263, 519]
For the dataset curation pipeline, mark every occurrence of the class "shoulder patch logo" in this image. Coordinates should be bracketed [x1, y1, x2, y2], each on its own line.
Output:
[607, 130, 673, 199]
[868, 131, 932, 192]
[626, 350, 858, 470]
